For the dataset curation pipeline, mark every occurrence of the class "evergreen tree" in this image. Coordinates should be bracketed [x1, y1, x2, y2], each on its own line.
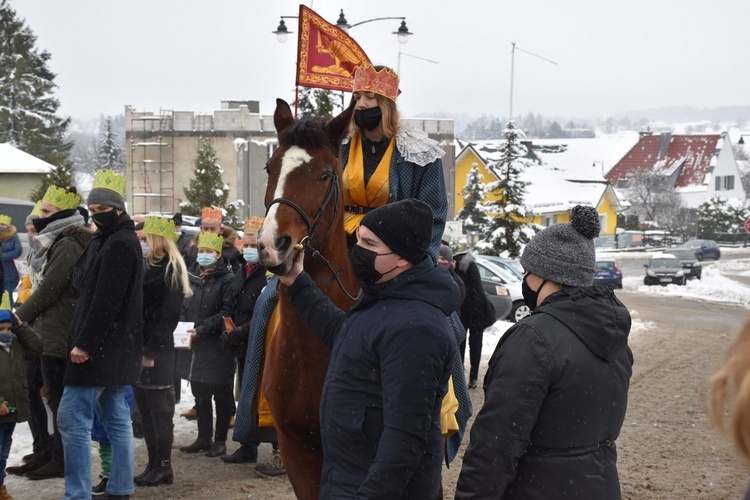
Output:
[0, 0, 72, 190]
[456, 163, 491, 239]
[697, 195, 750, 240]
[29, 153, 75, 201]
[182, 140, 229, 216]
[298, 87, 336, 119]
[96, 118, 125, 172]
[479, 121, 536, 257]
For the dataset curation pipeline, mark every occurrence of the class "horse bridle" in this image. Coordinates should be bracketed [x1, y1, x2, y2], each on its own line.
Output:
[265, 145, 362, 301]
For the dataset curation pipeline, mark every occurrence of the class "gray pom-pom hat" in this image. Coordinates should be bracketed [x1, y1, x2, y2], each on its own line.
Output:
[520, 205, 600, 287]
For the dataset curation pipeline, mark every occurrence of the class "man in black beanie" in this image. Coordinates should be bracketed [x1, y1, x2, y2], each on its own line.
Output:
[278, 198, 458, 498]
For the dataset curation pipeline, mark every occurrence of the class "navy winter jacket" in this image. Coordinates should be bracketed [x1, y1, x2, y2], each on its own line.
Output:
[286, 257, 457, 499]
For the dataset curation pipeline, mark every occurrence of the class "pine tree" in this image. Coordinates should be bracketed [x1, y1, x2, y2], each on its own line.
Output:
[298, 87, 337, 119]
[0, 0, 72, 195]
[96, 118, 124, 172]
[480, 121, 536, 257]
[456, 163, 491, 239]
[29, 152, 75, 201]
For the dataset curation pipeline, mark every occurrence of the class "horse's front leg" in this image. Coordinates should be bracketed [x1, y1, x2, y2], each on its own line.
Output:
[276, 427, 323, 500]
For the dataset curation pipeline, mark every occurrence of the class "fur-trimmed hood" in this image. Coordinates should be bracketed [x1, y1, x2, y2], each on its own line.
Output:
[0, 225, 17, 242]
[61, 224, 93, 248]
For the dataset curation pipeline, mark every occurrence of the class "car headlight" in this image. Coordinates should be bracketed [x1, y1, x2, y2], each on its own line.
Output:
[647, 270, 656, 276]
[495, 286, 509, 296]
[675, 270, 684, 277]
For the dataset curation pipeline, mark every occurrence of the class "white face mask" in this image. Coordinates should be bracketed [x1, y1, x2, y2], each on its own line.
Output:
[243, 247, 259, 264]
[197, 253, 217, 267]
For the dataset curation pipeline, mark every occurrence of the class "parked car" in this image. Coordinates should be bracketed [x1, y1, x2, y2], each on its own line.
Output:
[664, 249, 702, 279]
[593, 259, 622, 288]
[473, 256, 530, 322]
[479, 255, 525, 281]
[479, 280, 513, 321]
[679, 239, 720, 261]
[0, 196, 36, 254]
[643, 254, 686, 286]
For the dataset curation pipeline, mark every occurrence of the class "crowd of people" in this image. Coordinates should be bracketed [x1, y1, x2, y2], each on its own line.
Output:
[12, 62, 750, 500]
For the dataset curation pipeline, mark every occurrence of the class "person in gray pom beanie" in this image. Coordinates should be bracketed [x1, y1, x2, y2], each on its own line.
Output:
[457, 204, 633, 499]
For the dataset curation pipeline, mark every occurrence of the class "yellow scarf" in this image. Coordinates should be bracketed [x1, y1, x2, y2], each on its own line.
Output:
[343, 133, 394, 235]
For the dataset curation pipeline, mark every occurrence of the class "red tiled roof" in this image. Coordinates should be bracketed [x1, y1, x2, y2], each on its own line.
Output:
[605, 134, 720, 188]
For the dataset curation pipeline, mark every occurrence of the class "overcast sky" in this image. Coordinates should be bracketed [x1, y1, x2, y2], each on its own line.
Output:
[12, 0, 750, 122]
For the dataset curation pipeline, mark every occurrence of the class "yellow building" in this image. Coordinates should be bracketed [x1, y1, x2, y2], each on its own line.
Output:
[454, 141, 624, 246]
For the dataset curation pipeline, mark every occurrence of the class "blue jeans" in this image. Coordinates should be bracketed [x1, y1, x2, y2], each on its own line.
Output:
[0, 422, 16, 486]
[58, 386, 134, 499]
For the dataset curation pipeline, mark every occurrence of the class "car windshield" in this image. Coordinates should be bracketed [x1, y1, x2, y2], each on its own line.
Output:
[666, 250, 694, 259]
[596, 261, 615, 270]
[476, 260, 520, 283]
[651, 258, 679, 268]
[681, 240, 703, 248]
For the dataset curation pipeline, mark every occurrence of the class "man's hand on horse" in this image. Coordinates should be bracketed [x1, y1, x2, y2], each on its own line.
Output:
[279, 246, 305, 287]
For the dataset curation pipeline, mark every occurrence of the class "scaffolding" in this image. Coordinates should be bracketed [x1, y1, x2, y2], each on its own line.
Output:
[129, 109, 174, 214]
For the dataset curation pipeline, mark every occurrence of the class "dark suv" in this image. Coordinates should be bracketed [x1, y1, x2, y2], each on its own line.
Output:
[643, 254, 686, 286]
[679, 239, 720, 261]
[664, 249, 702, 279]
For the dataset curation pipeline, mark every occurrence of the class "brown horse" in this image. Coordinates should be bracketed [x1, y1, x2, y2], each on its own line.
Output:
[256, 99, 359, 499]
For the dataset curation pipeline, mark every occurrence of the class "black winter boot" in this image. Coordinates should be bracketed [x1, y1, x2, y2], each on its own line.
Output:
[135, 460, 173, 487]
[179, 438, 211, 454]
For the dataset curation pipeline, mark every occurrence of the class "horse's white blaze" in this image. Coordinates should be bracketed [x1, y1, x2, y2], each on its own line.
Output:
[259, 146, 311, 263]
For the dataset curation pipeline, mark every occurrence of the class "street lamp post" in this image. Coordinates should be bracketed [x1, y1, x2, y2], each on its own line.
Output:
[508, 42, 558, 120]
[273, 9, 412, 44]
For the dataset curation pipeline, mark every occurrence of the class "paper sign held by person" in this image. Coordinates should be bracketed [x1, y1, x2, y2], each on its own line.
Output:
[174, 322, 194, 349]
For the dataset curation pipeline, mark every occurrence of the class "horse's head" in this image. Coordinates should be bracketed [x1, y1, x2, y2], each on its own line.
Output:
[258, 98, 354, 275]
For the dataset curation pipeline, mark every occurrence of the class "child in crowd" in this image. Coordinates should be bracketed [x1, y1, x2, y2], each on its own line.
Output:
[0, 292, 43, 499]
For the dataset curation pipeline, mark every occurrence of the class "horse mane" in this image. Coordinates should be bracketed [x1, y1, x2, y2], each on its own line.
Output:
[278, 118, 336, 155]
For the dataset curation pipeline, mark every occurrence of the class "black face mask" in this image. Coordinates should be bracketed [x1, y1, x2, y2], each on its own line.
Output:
[354, 106, 383, 132]
[33, 208, 77, 233]
[350, 245, 397, 285]
[522, 275, 547, 311]
[92, 209, 119, 232]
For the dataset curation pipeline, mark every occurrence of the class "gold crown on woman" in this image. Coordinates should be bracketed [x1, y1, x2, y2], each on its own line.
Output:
[0, 215, 10, 226]
[92, 169, 127, 196]
[198, 232, 224, 253]
[352, 64, 400, 101]
[244, 216, 264, 235]
[0, 291, 10, 311]
[42, 185, 80, 210]
[30, 201, 42, 217]
[144, 216, 177, 241]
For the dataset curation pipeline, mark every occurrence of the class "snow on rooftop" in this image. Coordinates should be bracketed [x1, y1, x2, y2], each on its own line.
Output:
[0, 143, 54, 174]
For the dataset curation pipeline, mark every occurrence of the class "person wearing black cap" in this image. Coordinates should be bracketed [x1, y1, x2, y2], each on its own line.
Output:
[456, 205, 633, 499]
[278, 198, 457, 498]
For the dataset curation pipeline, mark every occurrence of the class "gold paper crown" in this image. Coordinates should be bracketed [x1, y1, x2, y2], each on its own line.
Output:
[30, 201, 42, 217]
[92, 169, 126, 196]
[201, 207, 223, 222]
[352, 64, 400, 102]
[143, 216, 176, 240]
[0, 215, 10, 226]
[42, 185, 81, 210]
[243, 216, 264, 235]
[0, 291, 10, 311]
[198, 232, 224, 253]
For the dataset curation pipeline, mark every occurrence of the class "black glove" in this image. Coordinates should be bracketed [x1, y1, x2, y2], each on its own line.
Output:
[225, 327, 249, 347]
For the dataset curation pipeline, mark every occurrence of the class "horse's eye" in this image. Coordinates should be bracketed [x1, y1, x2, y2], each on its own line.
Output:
[319, 172, 331, 182]
[264, 164, 270, 174]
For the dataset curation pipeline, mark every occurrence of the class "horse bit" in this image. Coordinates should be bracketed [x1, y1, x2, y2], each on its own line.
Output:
[265, 146, 362, 302]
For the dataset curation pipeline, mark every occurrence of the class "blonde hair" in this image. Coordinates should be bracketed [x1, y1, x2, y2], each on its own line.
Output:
[709, 317, 750, 461]
[145, 233, 193, 297]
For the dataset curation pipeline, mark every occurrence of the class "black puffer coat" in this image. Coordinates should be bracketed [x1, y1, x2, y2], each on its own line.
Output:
[178, 257, 236, 385]
[456, 286, 633, 499]
[455, 252, 495, 331]
[65, 214, 144, 387]
[226, 261, 266, 358]
[138, 258, 185, 386]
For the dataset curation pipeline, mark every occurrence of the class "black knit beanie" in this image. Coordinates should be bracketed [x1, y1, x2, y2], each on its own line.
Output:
[520, 205, 600, 287]
[360, 199, 433, 264]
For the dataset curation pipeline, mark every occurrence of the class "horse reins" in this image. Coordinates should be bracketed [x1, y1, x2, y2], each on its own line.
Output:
[265, 145, 362, 302]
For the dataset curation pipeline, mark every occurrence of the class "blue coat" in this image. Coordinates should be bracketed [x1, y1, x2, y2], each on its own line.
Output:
[286, 258, 457, 499]
[1, 227, 22, 285]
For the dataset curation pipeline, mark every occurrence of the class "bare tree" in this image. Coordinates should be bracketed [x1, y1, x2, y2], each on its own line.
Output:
[624, 170, 683, 228]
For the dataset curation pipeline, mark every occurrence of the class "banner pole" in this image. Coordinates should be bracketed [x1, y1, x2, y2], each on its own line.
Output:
[294, 86, 299, 118]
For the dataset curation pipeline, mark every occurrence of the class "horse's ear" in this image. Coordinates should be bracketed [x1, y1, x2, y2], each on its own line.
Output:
[274, 98, 295, 134]
[324, 98, 355, 152]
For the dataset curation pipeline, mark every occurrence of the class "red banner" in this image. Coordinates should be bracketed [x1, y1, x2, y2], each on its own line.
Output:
[296, 5, 371, 92]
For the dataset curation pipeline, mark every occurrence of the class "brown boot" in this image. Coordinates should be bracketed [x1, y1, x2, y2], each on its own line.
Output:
[180, 407, 197, 421]
[24, 459, 65, 480]
[6, 455, 48, 475]
[0, 485, 13, 500]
